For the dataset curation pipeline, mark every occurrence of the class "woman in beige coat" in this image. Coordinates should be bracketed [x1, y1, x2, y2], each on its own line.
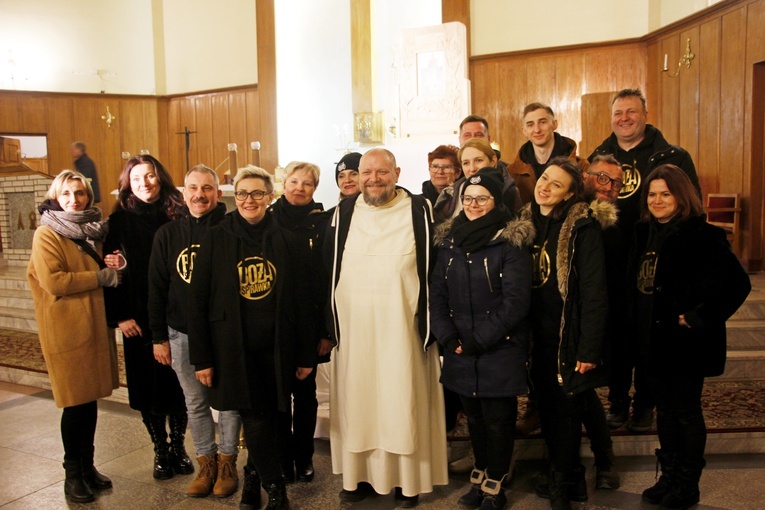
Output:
[27, 170, 121, 503]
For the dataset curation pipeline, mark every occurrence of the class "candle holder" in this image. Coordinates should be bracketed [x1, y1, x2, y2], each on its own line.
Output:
[662, 38, 695, 78]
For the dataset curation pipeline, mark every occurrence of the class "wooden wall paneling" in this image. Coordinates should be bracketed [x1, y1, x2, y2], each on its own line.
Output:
[44, 97, 74, 176]
[743, 0, 765, 267]
[658, 36, 681, 144]
[580, 92, 617, 159]
[718, 9, 746, 195]
[698, 19, 722, 194]
[166, 99, 184, 180]
[614, 46, 648, 93]
[645, 42, 662, 145]
[470, 60, 499, 133]
[0, 96, 21, 133]
[194, 95, 214, 176]
[244, 89, 260, 166]
[141, 99, 161, 158]
[96, 98, 122, 213]
[583, 50, 616, 93]
[178, 97, 198, 174]
[19, 96, 47, 133]
[118, 99, 146, 158]
[554, 54, 585, 149]
[497, 59, 528, 158]
[677, 27, 701, 180]
[211, 93, 231, 172]
[442, 0, 469, 56]
[229, 91, 248, 170]
[155, 98, 169, 164]
[256, 0, 278, 172]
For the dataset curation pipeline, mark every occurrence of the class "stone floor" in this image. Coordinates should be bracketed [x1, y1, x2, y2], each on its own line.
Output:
[0, 381, 764, 510]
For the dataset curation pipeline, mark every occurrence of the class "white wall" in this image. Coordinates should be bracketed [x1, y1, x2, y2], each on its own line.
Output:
[161, 0, 258, 94]
[0, 0, 156, 94]
[653, 0, 724, 29]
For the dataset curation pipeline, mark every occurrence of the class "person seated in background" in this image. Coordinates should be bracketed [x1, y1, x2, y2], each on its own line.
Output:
[422, 144, 460, 205]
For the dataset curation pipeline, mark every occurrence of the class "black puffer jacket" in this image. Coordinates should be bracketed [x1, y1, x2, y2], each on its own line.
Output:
[522, 200, 616, 396]
[632, 215, 750, 377]
[430, 217, 534, 398]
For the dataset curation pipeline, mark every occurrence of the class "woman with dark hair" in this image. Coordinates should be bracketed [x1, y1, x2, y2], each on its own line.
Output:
[28, 170, 121, 503]
[103, 155, 192, 480]
[422, 144, 460, 204]
[633, 165, 750, 510]
[520, 157, 614, 510]
[430, 167, 533, 510]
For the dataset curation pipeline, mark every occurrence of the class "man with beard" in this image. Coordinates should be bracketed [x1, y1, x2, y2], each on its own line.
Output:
[326, 148, 448, 507]
[148, 165, 241, 500]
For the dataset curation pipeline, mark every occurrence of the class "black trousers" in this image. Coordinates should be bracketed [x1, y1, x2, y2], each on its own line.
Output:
[61, 401, 98, 461]
[277, 365, 318, 466]
[460, 395, 518, 480]
[608, 337, 654, 412]
[444, 387, 463, 432]
[580, 389, 613, 462]
[241, 408, 281, 485]
[650, 372, 706, 470]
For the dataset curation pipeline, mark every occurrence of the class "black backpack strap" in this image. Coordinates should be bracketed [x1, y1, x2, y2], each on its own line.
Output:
[71, 239, 107, 269]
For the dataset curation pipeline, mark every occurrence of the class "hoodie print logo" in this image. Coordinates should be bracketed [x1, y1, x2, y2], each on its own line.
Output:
[637, 251, 657, 295]
[619, 163, 641, 199]
[176, 245, 200, 283]
[238, 256, 276, 300]
[531, 240, 550, 288]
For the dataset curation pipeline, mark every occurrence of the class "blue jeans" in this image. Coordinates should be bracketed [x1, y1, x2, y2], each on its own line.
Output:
[169, 327, 241, 457]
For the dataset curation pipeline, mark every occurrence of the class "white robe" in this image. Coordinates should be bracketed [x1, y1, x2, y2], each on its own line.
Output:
[330, 191, 448, 496]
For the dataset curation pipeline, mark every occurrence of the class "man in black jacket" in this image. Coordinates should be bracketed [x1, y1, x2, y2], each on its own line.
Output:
[71, 142, 101, 203]
[148, 165, 240, 500]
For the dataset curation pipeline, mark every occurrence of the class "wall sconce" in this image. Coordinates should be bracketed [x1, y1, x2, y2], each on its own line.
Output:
[121, 152, 130, 160]
[101, 106, 116, 128]
[662, 38, 695, 78]
[251, 141, 261, 167]
[139, 149, 150, 155]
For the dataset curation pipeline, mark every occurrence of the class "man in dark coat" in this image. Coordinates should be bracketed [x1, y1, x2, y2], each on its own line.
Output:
[71, 142, 101, 203]
[588, 88, 700, 242]
[148, 165, 240, 498]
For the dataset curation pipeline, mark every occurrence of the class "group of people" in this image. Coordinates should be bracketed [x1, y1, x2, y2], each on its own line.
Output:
[26, 88, 750, 510]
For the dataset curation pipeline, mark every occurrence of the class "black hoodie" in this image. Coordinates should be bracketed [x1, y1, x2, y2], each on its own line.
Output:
[148, 202, 227, 340]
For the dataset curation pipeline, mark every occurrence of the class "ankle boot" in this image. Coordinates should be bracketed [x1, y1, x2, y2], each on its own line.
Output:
[63, 459, 95, 503]
[458, 468, 485, 508]
[263, 479, 289, 509]
[595, 449, 620, 490]
[143, 414, 174, 480]
[659, 459, 704, 509]
[81, 445, 112, 490]
[169, 413, 194, 475]
[534, 465, 586, 502]
[187, 454, 217, 497]
[213, 453, 239, 497]
[480, 474, 507, 510]
[642, 449, 676, 504]
[240, 466, 262, 510]
[548, 471, 573, 510]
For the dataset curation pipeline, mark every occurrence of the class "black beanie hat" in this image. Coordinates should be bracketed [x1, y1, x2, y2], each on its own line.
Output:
[335, 152, 362, 187]
[465, 167, 504, 203]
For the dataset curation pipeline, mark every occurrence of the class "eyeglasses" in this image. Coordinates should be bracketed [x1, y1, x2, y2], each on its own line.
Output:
[234, 189, 269, 201]
[461, 195, 494, 206]
[429, 164, 455, 173]
[587, 171, 624, 191]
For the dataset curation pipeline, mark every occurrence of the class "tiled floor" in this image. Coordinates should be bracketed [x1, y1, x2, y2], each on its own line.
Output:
[0, 381, 763, 510]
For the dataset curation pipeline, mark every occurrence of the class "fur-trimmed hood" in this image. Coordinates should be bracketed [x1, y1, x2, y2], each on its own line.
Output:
[433, 216, 536, 249]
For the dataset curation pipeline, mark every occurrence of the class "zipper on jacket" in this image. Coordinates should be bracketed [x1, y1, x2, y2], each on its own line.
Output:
[445, 257, 453, 279]
[483, 257, 493, 293]
[557, 230, 578, 387]
[309, 238, 313, 251]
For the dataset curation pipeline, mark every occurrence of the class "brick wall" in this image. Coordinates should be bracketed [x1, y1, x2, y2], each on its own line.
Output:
[0, 175, 53, 265]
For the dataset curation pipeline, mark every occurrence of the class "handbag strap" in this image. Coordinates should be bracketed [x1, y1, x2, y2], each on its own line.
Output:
[71, 239, 107, 269]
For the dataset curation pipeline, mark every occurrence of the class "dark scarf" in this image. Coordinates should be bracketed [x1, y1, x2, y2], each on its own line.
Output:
[273, 195, 318, 230]
[38, 199, 109, 246]
[450, 206, 512, 253]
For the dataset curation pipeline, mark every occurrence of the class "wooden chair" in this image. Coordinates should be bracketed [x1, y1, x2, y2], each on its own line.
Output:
[706, 193, 741, 253]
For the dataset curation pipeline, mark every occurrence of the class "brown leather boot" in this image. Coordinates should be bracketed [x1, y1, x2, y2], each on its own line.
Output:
[186, 455, 217, 497]
[213, 453, 238, 498]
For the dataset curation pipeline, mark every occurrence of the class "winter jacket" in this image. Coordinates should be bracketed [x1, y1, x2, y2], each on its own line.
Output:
[326, 188, 436, 349]
[74, 153, 101, 203]
[148, 203, 227, 341]
[507, 134, 590, 205]
[588, 124, 700, 239]
[631, 215, 750, 377]
[430, 217, 535, 398]
[521, 200, 615, 396]
[188, 211, 316, 412]
[27, 227, 119, 408]
[433, 162, 522, 224]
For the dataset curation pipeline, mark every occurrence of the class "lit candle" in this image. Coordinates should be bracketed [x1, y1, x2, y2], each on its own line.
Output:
[664, 54, 668, 70]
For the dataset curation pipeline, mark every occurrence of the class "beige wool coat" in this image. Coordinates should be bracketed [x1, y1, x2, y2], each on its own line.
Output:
[27, 226, 119, 408]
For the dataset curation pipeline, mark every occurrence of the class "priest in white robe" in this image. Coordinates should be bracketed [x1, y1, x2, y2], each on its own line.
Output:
[326, 148, 448, 507]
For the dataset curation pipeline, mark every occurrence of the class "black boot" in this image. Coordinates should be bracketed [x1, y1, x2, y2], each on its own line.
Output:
[642, 449, 676, 504]
[63, 459, 95, 503]
[458, 468, 486, 508]
[659, 460, 704, 509]
[240, 466, 262, 510]
[81, 445, 112, 490]
[548, 471, 573, 510]
[169, 413, 194, 475]
[263, 479, 289, 509]
[595, 449, 620, 490]
[534, 465, 586, 502]
[143, 414, 174, 480]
